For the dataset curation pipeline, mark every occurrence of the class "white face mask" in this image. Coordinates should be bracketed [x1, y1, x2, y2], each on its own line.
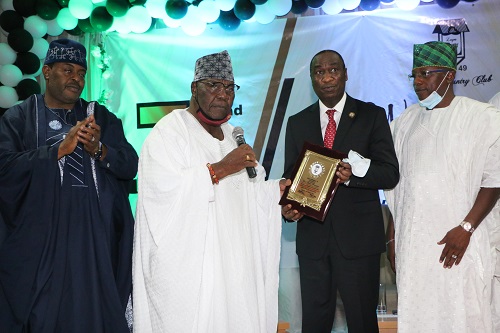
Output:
[418, 71, 450, 109]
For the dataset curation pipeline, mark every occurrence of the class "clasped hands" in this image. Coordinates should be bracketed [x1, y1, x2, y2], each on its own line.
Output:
[58, 115, 101, 159]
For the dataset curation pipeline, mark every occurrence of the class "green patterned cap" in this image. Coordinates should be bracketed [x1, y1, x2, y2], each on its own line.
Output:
[413, 41, 457, 71]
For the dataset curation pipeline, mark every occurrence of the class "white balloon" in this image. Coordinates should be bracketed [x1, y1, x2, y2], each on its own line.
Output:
[146, 0, 168, 19]
[68, 0, 94, 20]
[0, 42, 17, 65]
[92, 0, 106, 3]
[0, 86, 18, 109]
[322, 0, 343, 15]
[266, 0, 292, 16]
[56, 8, 79, 30]
[339, 0, 360, 10]
[0, 64, 23, 87]
[126, 6, 152, 34]
[24, 16, 49, 38]
[215, 0, 236, 12]
[45, 19, 64, 36]
[198, 0, 220, 23]
[254, 4, 275, 25]
[395, 0, 420, 10]
[163, 15, 182, 28]
[0, 0, 14, 11]
[30, 38, 50, 59]
[180, 6, 206, 36]
[111, 16, 132, 34]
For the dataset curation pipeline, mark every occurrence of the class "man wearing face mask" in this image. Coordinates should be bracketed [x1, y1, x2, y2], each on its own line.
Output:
[385, 41, 500, 332]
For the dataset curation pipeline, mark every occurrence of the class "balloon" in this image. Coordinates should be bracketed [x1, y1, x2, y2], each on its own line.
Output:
[339, 0, 360, 10]
[78, 17, 95, 32]
[129, 0, 147, 4]
[234, 0, 255, 20]
[13, 0, 37, 17]
[24, 15, 48, 38]
[16, 78, 41, 100]
[111, 15, 132, 32]
[0, 85, 18, 108]
[125, 5, 152, 33]
[106, 0, 129, 17]
[57, 0, 70, 6]
[68, 0, 94, 19]
[217, 9, 240, 31]
[0, 0, 14, 11]
[15, 52, 41, 74]
[0, 64, 23, 87]
[0, 42, 17, 65]
[166, 0, 188, 19]
[56, 7, 78, 30]
[435, 0, 460, 8]
[162, 14, 181, 28]
[267, 0, 292, 15]
[250, 0, 267, 4]
[291, 0, 308, 14]
[29, 37, 50, 59]
[394, 0, 419, 10]
[0, 10, 24, 32]
[36, 0, 62, 20]
[216, 0, 237, 11]
[67, 24, 85, 35]
[8, 28, 34, 52]
[90, 6, 114, 31]
[253, 3, 274, 24]
[45, 18, 64, 35]
[305, 0, 324, 8]
[359, 0, 380, 10]
[146, 0, 168, 19]
[180, 6, 206, 36]
[197, 0, 219, 23]
[322, 0, 342, 14]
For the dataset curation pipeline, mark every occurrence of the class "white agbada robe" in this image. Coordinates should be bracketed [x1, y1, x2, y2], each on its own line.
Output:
[385, 96, 500, 333]
[133, 109, 283, 333]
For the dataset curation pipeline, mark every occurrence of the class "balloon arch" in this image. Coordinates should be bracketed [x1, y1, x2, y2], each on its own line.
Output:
[0, 0, 478, 111]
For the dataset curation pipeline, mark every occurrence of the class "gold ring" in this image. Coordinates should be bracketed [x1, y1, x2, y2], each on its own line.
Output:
[246, 154, 250, 161]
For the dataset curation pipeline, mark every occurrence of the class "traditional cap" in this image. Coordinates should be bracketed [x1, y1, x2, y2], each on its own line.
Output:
[193, 50, 234, 82]
[44, 38, 87, 69]
[413, 41, 457, 71]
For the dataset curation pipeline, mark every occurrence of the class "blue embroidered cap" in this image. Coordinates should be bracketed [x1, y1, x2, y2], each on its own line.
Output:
[44, 38, 87, 69]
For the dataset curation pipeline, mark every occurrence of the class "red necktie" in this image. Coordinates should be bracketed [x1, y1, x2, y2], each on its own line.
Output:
[324, 109, 337, 148]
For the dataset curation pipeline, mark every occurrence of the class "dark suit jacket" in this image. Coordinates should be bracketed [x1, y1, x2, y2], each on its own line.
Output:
[284, 95, 399, 260]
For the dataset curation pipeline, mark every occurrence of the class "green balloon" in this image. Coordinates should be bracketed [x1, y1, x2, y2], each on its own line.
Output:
[90, 7, 114, 32]
[106, 0, 130, 18]
[57, 0, 69, 7]
[36, 0, 61, 20]
[129, 0, 147, 5]
[166, 0, 188, 20]
[78, 18, 95, 33]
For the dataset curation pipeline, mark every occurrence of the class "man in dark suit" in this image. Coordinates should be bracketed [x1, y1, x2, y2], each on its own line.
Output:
[282, 50, 399, 333]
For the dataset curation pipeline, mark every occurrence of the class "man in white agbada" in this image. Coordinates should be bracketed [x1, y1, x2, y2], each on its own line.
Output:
[385, 41, 500, 333]
[133, 50, 291, 333]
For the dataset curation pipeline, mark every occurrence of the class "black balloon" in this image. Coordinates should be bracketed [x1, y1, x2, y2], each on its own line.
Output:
[0, 10, 24, 33]
[36, 0, 61, 20]
[67, 25, 85, 36]
[13, 0, 37, 17]
[16, 79, 41, 101]
[234, 0, 256, 21]
[436, 0, 460, 8]
[78, 18, 95, 33]
[57, 0, 70, 6]
[291, 0, 308, 14]
[305, 0, 325, 8]
[129, 0, 147, 5]
[218, 10, 240, 31]
[250, 0, 267, 4]
[90, 7, 114, 32]
[8, 29, 34, 53]
[14, 52, 41, 75]
[166, 0, 188, 20]
[106, 0, 130, 17]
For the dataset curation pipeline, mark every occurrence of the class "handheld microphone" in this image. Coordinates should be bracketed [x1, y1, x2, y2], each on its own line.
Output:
[232, 127, 257, 179]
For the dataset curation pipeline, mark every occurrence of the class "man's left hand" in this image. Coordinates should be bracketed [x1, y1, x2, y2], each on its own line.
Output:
[437, 226, 472, 269]
[336, 161, 352, 184]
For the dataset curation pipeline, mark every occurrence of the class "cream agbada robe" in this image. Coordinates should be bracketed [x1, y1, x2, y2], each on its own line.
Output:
[385, 96, 500, 333]
[133, 109, 283, 333]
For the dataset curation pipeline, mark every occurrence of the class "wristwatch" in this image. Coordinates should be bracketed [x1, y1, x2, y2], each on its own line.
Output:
[93, 141, 103, 160]
[459, 221, 475, 233]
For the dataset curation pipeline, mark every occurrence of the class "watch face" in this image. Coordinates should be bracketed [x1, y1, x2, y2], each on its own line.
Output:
[463, 223, 471, 231]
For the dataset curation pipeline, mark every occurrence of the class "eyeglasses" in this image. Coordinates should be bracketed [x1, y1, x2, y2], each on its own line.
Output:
[198, 81, 240, 94]
[408, 69, 448, 81]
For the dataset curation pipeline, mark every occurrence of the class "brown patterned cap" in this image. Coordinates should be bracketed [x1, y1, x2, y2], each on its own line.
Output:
[193, 50, 234, 82]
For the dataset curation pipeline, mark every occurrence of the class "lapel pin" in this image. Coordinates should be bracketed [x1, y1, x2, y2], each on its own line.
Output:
[349, 112, 356, 119]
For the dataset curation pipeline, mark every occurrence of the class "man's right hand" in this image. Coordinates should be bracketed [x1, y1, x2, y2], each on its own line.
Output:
[57, 118, 93, 159]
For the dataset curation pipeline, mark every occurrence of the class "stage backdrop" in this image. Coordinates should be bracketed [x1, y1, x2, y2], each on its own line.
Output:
[93, 1, 499, 331]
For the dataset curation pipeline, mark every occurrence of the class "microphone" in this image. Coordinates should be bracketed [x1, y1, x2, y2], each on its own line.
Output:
[232, 127, 257, 179]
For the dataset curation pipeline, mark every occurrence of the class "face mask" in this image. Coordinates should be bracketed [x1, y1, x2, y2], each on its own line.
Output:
[418, 71, 450, 109]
